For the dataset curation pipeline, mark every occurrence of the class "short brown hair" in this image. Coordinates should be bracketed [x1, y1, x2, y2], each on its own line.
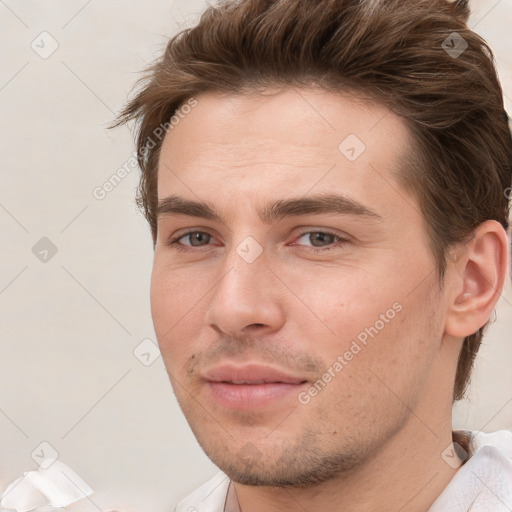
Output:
[112, 0, 512, 401]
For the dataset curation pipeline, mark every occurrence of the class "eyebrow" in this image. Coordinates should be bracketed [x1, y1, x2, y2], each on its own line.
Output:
[156, 193, 382, 225]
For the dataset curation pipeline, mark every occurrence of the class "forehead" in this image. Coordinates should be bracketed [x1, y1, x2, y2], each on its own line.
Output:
[157, 88, 413, 207]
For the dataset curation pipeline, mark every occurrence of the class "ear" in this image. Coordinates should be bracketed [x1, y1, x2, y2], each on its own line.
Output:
[445, 220, 510, 338]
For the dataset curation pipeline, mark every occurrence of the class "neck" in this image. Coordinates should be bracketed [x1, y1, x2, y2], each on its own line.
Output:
[227, 414, 460, 512]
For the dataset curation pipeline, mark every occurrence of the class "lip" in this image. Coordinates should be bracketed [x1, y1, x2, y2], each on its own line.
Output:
[202, 363, 308, 410]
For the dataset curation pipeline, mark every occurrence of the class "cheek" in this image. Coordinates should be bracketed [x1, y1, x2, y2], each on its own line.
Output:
[294, 266, 434, 384]
[290, 265, 398, 341]
[150, 261, 207, 359]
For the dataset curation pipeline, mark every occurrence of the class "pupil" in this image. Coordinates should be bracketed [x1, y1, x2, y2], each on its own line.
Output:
[311, 233, 333, 247]
[192, 232, 209, 246]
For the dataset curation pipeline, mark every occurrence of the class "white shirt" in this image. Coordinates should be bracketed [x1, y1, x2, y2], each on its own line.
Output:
[174, 430, 512, 512]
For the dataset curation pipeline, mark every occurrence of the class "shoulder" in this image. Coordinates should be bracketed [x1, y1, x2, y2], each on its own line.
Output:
[174, 471, 230, 512]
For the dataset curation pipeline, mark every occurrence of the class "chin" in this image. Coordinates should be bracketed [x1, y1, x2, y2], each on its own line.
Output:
[196, 431, 369, 488]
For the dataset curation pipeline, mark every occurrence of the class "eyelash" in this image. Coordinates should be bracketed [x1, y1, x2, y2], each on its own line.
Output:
[166, 230, 348, 253]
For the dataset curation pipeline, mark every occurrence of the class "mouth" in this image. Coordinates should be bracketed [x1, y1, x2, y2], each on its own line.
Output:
[202, 363, 309, 410]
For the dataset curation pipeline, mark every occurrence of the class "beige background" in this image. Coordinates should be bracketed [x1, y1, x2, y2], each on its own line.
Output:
[0, 1, 511, 511]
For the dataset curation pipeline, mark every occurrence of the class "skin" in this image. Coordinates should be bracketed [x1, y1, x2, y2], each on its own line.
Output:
[150, 88, 509, 511]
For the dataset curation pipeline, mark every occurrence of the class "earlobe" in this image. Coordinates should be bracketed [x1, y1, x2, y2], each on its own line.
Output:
[445, 220, 509, 338]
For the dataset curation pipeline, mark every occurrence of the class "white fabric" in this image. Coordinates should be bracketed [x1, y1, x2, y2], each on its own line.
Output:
[174, 472, 230, 512]
[428, 430, 512, 511]
[0, 460, 93, 512]
[174, 430, 512, 512]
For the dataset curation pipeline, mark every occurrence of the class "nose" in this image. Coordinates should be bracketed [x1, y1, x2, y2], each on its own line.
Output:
[205, 244, 286, 337]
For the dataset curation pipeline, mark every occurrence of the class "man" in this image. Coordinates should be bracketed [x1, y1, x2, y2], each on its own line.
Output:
[113, 0, 512, 510]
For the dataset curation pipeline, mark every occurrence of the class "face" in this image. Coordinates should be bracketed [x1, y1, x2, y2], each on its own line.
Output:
[151, 88, 449, 486]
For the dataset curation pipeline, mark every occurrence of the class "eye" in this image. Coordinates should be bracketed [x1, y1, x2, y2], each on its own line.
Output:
[167, 230, 216, 250]
[166, 229, 349, 253]
[292, 230, 348, 252]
